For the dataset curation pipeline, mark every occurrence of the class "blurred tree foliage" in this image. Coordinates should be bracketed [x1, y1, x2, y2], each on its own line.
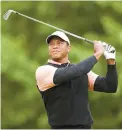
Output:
[1, 1, 122, 129]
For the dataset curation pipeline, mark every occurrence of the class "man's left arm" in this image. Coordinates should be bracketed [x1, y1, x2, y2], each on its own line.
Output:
[88, 43, 118, 93]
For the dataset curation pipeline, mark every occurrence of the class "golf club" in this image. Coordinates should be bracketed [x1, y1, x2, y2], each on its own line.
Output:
[3, 9, 94, 44]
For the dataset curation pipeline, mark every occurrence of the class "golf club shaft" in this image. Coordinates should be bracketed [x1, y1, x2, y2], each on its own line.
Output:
[5, 10, 94, 44]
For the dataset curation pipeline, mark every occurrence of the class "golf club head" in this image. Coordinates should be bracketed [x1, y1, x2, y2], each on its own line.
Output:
[3, 10, 14, 20]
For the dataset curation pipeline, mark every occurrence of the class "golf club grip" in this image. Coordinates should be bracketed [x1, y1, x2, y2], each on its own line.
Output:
[84, 39, 94, 44]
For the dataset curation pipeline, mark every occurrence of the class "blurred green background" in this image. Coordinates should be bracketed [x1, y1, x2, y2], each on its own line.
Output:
[1, 1, 122, 129]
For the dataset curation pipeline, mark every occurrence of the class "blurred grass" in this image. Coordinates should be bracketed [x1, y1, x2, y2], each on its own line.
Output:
[1, 1, 122, 129]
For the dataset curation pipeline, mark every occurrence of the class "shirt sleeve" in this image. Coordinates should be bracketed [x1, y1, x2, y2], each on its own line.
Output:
[53, 55, 97, 84]
[87, 71, 99, 91]
[35, 65, 57, 91]
[94, 64, 118, 93]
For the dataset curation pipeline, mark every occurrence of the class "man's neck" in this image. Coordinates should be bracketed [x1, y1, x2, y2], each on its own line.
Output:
[54, 58, 68, 64]
[48, 57, 70, 65]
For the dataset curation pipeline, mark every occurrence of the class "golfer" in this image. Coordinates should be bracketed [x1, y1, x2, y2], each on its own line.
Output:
[36, 31, 118, 129]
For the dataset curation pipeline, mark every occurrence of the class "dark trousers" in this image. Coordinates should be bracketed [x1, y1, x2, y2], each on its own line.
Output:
[51, 124, 91, 129]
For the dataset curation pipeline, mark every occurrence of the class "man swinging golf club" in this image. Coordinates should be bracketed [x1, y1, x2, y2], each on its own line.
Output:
[3, 9, 118, 129]
[36, 31, 118, 129]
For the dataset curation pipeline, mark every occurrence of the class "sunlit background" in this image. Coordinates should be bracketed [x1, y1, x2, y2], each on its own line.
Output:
[1, 1, 122, 129]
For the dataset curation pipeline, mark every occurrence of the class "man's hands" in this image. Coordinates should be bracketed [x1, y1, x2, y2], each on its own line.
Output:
[93, 40, 104, 60]
[102, 42, 116, 65]
[93, 40, 116, 64]
[102, 42, 116, 60]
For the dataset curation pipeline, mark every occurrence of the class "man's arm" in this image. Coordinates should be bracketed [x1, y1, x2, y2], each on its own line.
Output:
[36, 55, 98, 91]
[36, 65, 57, 91]
[88, 44, 118, 93]
[90, 63, 118, 93]
[53, 55, 97, 84]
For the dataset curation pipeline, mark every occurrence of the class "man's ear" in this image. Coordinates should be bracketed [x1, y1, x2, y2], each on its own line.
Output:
[68, 45, 71, 53]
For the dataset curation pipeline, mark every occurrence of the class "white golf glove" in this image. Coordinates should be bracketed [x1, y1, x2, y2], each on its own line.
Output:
[102, 42, 116, 60]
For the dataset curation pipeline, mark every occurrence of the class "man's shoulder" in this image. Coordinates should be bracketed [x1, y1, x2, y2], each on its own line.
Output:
[36, 64, 56, 73]
[35, 64, 57, 82]
[35, 64, 58, 77]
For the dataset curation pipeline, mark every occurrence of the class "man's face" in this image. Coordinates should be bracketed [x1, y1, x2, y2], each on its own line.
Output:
[48, 37, 70, 61]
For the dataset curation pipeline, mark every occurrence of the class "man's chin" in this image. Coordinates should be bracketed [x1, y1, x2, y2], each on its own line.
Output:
[51, 56, 61, 61]
[52, 57, 61, 61]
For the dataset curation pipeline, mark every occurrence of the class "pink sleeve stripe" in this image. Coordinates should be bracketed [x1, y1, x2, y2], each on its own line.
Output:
[36, 65, 57, 91]
[87, 71, 99, 91]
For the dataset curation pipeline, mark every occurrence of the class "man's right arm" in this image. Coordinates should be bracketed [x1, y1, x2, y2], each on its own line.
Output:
[53, 55, 97, 84]
[36, 55, 98, 91]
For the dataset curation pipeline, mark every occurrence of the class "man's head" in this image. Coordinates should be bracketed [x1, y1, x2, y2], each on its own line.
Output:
[46, 31, 71, 62]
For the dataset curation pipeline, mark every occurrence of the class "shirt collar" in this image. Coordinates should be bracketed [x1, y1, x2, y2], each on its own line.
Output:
[48, 59, 70, 65]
